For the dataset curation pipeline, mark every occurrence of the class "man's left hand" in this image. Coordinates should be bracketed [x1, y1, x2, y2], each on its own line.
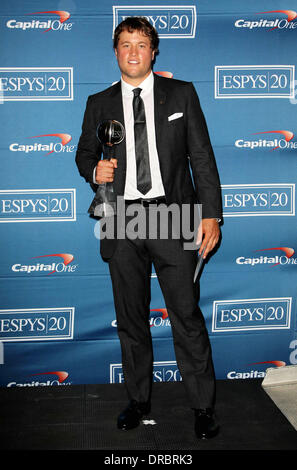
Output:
[196, 218, 220, 259]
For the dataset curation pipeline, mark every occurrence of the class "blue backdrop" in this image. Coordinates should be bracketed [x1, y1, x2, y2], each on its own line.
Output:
[0, 0, 296, 388]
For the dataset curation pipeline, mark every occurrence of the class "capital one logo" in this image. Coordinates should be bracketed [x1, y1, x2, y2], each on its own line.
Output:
[235, 130, 297, 150]
[7, 371, 71, 387]
[235, 130, 296, 150]
[236, 247, 296, 267]
[111, 308, 171, 329]
[227, 360, 286, 379]
[234, 10, 297, 30]
[6, 10, 73, 32]
[11, 253, 78, 275]
[9, 133, 75, 155]
[150, 308, 170, 328]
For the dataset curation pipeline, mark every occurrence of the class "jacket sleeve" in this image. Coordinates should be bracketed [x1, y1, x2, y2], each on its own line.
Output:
[75, 96, 102, 186]
[185, 83, 222, 219]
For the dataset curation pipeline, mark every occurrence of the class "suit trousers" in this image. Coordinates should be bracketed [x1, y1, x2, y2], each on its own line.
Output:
[108, 205, 216, 409]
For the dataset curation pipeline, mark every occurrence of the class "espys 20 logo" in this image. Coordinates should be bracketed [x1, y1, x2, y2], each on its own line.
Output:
[0, 307, 75, 341]
[215, 65, 295, 99]
[0, 67, 74, 101]
[222, 183, 295, 217]
[234, 10, 297, 30]
[212, 298, 291, 332]
[6, 10, 73, 32]
[0, 189, 76, 222]
[110, 361, 182, 383]
[113, 5, 197, 38]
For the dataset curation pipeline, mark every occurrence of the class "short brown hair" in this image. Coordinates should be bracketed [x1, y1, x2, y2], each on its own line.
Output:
[113, 17, 159, 54]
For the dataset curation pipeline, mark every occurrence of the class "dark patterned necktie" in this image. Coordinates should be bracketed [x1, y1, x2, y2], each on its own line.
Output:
[132, 88, 152, 195]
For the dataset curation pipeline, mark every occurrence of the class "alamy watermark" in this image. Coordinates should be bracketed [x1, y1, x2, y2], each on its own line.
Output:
[0, 342, 4, 364]
[94, 196, 202, 250]
[290, 80, 297, 104]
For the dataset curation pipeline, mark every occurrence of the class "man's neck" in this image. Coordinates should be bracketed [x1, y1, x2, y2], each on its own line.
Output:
[121, 70, 153, 88]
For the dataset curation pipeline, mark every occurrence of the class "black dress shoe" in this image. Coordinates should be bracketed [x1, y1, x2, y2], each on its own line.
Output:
[117, 400, 151, 430]
[194, 408, 219, 439]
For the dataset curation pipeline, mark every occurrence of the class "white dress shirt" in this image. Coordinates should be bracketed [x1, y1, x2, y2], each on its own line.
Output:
[93, 72, 165, 200]
[121, 72, 165, 199]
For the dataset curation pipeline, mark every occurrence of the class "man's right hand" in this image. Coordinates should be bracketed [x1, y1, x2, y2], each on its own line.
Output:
[95, 158, 117, 184]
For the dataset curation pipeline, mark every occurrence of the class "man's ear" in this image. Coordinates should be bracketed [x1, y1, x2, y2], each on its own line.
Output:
[114, 48, 118, 58]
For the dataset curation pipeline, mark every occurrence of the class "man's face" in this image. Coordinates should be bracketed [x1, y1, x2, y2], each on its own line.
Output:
[115, 29, 155, 86]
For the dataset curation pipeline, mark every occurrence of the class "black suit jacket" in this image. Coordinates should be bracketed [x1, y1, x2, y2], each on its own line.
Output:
[76, 73, 222, 259]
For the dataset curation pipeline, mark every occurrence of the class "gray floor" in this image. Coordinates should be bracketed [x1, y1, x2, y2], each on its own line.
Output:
[262, 365, 297, 432]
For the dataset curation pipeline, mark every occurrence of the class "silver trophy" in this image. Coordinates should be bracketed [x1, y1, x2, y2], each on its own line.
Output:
[88, 119, 125, 217]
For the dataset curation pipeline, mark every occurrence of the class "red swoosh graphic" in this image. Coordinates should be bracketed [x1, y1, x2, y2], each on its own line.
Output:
[252, 130, 294, 150]
[155, 72, 173, 78]
[33, 253, 74, 274]
[31, 371, 69, 383]
[257, 10, 297, 30]
[28, 11, 70, 32]
[150, 309, 168, 319]
[259, 10, 297, 22]
[249, 361, 286, 367]
[254, 247, 294, 266]
[150, 309, 168, 326]
[29, 133, 72, 155]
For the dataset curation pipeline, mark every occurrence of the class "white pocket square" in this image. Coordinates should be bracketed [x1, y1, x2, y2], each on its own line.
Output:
[168, 112, 183, 121]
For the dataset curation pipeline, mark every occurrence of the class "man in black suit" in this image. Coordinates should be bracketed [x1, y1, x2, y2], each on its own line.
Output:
[76, 17, 222, 439]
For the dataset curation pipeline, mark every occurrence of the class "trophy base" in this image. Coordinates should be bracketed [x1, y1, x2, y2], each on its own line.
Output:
[88, 182, 117, 218]
[93, 202, 116, 218]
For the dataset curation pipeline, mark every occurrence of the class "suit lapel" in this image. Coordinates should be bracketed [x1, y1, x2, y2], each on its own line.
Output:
[153, 73, 169, 179]
[106, 81, 127, 195]
[108, 81, 125, 122]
